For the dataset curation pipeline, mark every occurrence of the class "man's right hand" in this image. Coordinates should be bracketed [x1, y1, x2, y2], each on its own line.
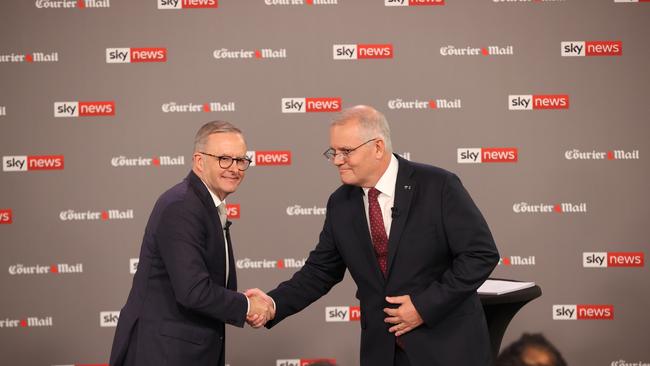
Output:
[245, 288, 275, 328]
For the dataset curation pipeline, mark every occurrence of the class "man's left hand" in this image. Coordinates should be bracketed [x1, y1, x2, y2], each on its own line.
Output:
[383, 295, 424, 336]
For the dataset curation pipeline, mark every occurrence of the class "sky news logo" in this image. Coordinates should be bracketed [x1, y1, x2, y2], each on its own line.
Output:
[100, 311, 120, 327]
[247, 151, 292, 166]
[276, 359, 338, 366]
[513, 202, 587, 213]
[35, 0, 110, 8]
[130, 258, 139, 274]
[385, 0, 444, 6]
[158, 0, 217, 9]
[111, 155, 185, 167]
[509, 94, 569, 110]
[226, 204, 240, 219]
[333, 44, 393, 60]
[54, 101, 115, 117]
[281, 97, 341, 113]
[0, 209, 12, 224]
[0, 52, 59, 63]
[106, 48, 167, 63]
[498, 255, 536, 266]
[3, 155, 64, 172]
[0, 316, 53, 328]
[457, 148, 518, 163]
[583, 252, 644, 268]
[565, 149, 640, 160]
[553, 305, 614, 320]
[8, 263, 83, 275]
[561, 41, 622, 56]
[236, 257, 306, 270]
[325, 306, 361, 322]
[162, 102, 235, 112]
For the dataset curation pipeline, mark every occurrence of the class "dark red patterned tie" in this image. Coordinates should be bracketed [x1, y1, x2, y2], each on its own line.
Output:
[368, 187, 388, 277]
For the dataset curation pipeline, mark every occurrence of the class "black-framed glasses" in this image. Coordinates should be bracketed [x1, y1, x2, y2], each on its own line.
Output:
[199, 152, 252, 171]
[322, 138, 378, 161]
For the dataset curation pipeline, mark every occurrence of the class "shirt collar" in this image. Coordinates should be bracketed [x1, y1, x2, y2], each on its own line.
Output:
[200, 179, 224, 208]
[363, 154, 399, 197]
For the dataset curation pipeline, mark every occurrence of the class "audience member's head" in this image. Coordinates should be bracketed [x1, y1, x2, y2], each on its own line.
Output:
[496, 333, 567, 366]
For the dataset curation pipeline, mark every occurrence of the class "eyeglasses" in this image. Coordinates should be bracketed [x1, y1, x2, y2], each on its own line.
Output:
[322, 138, 378, 161]
[199, 152, 252, 171]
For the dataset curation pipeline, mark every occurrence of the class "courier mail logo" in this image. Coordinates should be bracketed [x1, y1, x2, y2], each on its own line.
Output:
[162, 101, 235, 113]
[265, 0, 339, 6]
[553, 305, 614, 320]
[111, 155, 185, 167]
[54, 101, 115, 117]
[277, 359, 338, 366]
[385, 0, 445, 6]
[458, 148, 518, 163]
[158, 0, 217, 9]
[513, 202, 587, 213]
[237, 257, 306, 270]
[565, 149, 640, 161]
[3, 155, 64, 172]
[0, 316, 53, 328]
[247, 151, 292, 166]
[498, 255, 536, 266]
[0, 209, 12, 224]
[59, 209, 134, 221]
[0, 105, 6, 116]
[35, 0, 110, 8]
[106, 48, 167, 63]
[561, 41, 622, 56]
[282, 97, 341, 113]
[509, 95, 569, 110]
[325, 306, 361, 322]
[8, 263, 83, 275]
[0, 52, 59, 63]
[333, 44, 393, 60]
[100, 311, 120, 327]
[440, 45, 513, 56]
[388, 98, 461, 110]
[583, 252, 644, 268]
[213, 48, 287, 59]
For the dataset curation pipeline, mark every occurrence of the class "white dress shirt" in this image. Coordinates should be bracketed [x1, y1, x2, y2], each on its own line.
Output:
[362, 154, 399, 238]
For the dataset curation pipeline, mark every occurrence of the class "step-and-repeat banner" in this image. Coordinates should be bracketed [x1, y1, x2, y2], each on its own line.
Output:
[1, 1, 648, 365]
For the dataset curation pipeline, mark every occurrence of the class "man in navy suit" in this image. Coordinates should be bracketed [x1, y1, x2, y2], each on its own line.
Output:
[109, 121, 274, 366]
[248, 106, 499, 366]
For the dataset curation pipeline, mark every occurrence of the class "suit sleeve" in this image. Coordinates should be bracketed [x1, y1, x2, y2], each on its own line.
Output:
[266, 197, 347, 328]
[156, 201, 248, 327]
[411, 173, 499, 327]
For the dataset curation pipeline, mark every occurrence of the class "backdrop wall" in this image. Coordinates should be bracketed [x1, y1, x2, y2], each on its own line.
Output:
[1, 1, 648, 365]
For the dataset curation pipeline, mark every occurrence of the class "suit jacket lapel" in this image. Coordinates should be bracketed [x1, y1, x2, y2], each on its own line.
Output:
[386, 156, 415, 278]
[348, 187, 387, 285]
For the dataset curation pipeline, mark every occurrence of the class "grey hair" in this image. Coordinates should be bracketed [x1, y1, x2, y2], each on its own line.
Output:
[194, 120, 243, 152]
[331, 105, 392, 152]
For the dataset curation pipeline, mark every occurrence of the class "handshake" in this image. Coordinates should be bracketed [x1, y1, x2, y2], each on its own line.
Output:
[244, 288, 275, 328]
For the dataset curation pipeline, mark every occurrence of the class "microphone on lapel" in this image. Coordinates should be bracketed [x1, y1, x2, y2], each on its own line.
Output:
[391, 207, 400, 219]
[224, 220, 232, 232]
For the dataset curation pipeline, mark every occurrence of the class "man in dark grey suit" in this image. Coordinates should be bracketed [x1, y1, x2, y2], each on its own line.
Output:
[110, 121, 273, 366]
[248, 106, 499, 366]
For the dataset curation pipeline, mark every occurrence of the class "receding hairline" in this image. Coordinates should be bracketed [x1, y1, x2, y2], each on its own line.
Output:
[194, 120, 244, 152]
